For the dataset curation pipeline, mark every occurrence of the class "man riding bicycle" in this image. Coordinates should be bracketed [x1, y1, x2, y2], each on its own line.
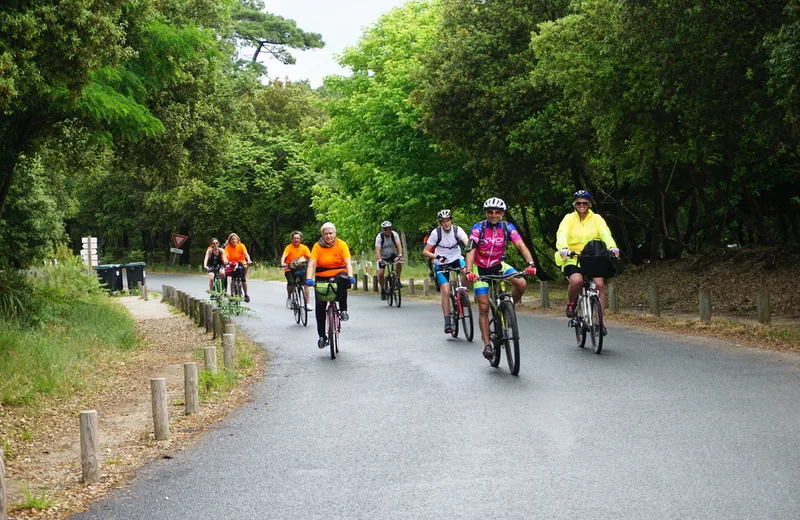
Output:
[224, 233, 252, 303]
[305, 222, 356, 349]
[375, 221, 404, 300]
[203, 238, 228, 293]
[280, 230, 312, 311]
[556, 190, 620, 333]
[465, 197, 537, 360]
[423, 209, 469, 334]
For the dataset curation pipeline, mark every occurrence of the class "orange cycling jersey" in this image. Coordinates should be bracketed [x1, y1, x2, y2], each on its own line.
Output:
[282, 243, 311, 272]
[310, 239, 351, 278]
[225, 243, 249, 264]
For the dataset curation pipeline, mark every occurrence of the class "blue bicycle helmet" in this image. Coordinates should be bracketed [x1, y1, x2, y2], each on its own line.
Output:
[573, 190, 592, 201]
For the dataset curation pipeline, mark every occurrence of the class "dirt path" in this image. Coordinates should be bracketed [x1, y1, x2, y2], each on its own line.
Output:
[1, 296, 265, 519]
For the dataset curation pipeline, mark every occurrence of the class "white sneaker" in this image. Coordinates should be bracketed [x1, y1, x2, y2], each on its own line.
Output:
[305, 303, 314, 311]
[285, 298, 291, 309]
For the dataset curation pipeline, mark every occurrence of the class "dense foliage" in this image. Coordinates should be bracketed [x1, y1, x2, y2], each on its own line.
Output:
[1, 0, 798, 273]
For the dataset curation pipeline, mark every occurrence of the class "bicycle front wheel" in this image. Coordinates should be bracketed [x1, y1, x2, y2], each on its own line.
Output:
[574, 298, 587, 349]
[327, 305, 337, 360]
[292, 287, 301, 324]
[459, 290, 474, 342]
[489, 309, 502, 368]
[298, 286, 308, 327]
[395, 277, 402, 308]
[450, 294, 460, 338]
[501, 302, 520, 375]
[590, 295, 603, 354]
[385, 278, 394, 307]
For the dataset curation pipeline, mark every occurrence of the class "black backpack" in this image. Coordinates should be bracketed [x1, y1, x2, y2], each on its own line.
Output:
[478, 220, 510, 244]
[432, 225, 465, 248]
[379, 231, 399, 249]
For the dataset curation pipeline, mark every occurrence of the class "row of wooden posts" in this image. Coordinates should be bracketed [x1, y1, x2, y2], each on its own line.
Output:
[0, 283, 243, 505]
[350, 274, 774, 325]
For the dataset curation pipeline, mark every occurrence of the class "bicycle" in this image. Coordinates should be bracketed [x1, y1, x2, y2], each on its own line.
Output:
[382, 260, 404, 308]
[566, 252, 614, 354]
[288, 272, 308, 326]
[316, 278, 342, 360]
[228, 262, 246, 305]
[208, 266, 226, 306]
[438, 265, 474, 342]
[477, 271, 526, 375]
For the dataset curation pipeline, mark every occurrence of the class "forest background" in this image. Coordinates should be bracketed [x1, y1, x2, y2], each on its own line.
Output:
[2, 0, 799, 278]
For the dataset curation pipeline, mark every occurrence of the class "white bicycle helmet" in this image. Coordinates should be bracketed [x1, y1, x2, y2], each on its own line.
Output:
[381, 220, 392, 228]
[436, 209, 452, 220]
[483, 197, 507, 211]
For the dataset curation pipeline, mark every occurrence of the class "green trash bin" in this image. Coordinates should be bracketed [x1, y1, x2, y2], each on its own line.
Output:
[124, 262, 147, 293]
[95, 264, 124, 293]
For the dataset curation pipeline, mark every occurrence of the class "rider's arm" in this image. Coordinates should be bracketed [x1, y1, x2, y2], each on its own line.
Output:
[221, 250, 228, 264]
[555, 213, 571, 251]
[244, 245, 252, 264]
[345, 257, 353, 278]
[423, 244, 437, 259]
[394, 232, 403, 257]
[595, 214, 618, 250]
[203, 249, 210, 269]
[306, 257, 316, 277]
[464, 248, 475, 273]
[513, 239, 535, 265]
[375, 243, 382, 261]
[280, 252, 288, 267]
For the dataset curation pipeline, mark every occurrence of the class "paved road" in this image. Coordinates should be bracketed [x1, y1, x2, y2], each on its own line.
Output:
[74, 274, 800, 519]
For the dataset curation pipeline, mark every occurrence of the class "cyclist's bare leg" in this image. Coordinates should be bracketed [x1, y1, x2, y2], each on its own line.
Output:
[377, 266, 385, 290]
[208, 272, 215, 291]
[304, 285, 311, 303]
[396, 263, 402, 280]
[476, 293, 491, 345]
[594, 277, 606, 313]
[567, 273, 583, 303]
[440, 282, 451, 316]
[510, 276, 527, 303]
[243, 280, 249, 297]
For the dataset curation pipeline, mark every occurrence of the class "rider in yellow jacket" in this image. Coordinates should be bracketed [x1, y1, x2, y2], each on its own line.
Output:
[555, 190, 620, 328]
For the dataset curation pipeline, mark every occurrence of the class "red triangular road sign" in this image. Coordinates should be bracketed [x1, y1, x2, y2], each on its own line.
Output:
[172, 234, 188, 248]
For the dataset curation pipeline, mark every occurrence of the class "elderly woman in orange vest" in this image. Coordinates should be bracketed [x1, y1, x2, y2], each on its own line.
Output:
[305, 222, 356, 350]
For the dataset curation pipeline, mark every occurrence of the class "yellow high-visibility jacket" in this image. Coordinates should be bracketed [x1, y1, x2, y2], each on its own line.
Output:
[555, 209, 617, 268]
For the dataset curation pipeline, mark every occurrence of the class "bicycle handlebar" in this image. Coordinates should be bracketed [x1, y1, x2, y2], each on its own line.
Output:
[476, 271, 528, 282]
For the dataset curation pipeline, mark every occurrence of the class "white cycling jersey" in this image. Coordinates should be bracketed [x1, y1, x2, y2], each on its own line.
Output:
[427, 226, 468, 265]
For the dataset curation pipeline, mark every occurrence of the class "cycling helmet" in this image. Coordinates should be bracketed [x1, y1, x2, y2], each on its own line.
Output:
[437, 209, 452, 220]
[483, 197, 507, 211]
[381, 220, 392, 228]
[573, 190, 592, 201]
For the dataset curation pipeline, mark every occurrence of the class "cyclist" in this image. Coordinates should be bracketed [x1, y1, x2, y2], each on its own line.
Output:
[465, 197, 538, 360]
[203, 238, 228, 292]
[375, 221, 405, 300]
[305, 222, 356, 349]
[556, 190, 620, 331]
[224, 233, 253, 302]
[422, 226, 436, 287]
[280, 231, 312, 311]
[423, 209, 469, 333]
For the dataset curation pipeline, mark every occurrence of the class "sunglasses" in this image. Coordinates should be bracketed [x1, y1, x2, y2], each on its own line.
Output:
[486, 210, 503, 215]
[575, 201, 589, 206]
[212, 242, 219, 245]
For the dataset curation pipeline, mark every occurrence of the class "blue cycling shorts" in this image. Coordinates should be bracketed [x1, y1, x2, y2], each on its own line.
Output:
[434, 259, 466, 286]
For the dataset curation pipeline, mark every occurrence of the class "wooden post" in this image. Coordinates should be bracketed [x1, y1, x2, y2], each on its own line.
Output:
[362, 274, 368, 292]
[162, 285, 167, 301]
[80, 410, 100, 483]
[204, 346, 217, 374]
[195, 300, 203, 327]
[757, 290, 771, 325]
[699, 288, 711, 323]
[205, 304, 212, 333]
[423, 278, 429, 296]
[184, 363, 199, 415]
[143, 283, 148, 301]
[540, 281, 550, 309]
[150, 378, 170, 440]
[176, 291, 182, 311]
[223, 333, 236, 371]
[189, 297, 196, 320]
[224, 323, 236, 343]
[212, 309, 221, 339]
[608, 282, 619, 313]
[372, 275, 379, 293]
[648, 284, 660, 317]
[409, 277, 415, 296]
[138, 281, 143, 299]
[1, 446, 8, 520]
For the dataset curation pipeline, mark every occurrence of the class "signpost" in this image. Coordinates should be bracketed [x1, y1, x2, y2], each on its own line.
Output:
[170, 234, 188, 266]
[81, 236, 98, 273]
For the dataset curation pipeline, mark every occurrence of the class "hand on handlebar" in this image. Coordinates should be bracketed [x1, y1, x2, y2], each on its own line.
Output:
[560, 248, 570, 259]
[610, 248, 620, 257]
[348, 276, 356, 285]
[435, 255, 447, 263]
[305, 279, 316, 287]
[378, 260, 386, 268]
[466, 272, 478, 283]
[524, 266, 537, 276]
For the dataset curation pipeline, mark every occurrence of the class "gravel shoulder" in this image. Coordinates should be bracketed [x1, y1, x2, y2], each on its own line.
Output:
[2, 296, 265, 519]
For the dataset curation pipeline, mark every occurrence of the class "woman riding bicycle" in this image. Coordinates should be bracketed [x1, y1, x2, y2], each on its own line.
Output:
[423, 209, 469, 334]
[556, 190, 620, 330]
[280, 231, 312, 311]
[224, 233, 252, 303]
[465, 197, 537, 360]
[305, 222, 356, 349]
[203, 238, 228, 292]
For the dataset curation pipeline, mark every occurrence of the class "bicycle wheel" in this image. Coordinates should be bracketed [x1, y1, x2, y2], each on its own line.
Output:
[502, 302, 521, 375]
[292, 286, 301, 324]
[395, 277, 402, 308]
[232, 279, 242, 306]
[385, 277, 394, 307]
[489, 309, 502, 368]
[450, 293, 459, 338]
[574, 298, 587, 349]
[298, 286, 308, 327]
[459, 290, 474, 342]
[327, 305, 337, 360]
[590, 295, 603, 354]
